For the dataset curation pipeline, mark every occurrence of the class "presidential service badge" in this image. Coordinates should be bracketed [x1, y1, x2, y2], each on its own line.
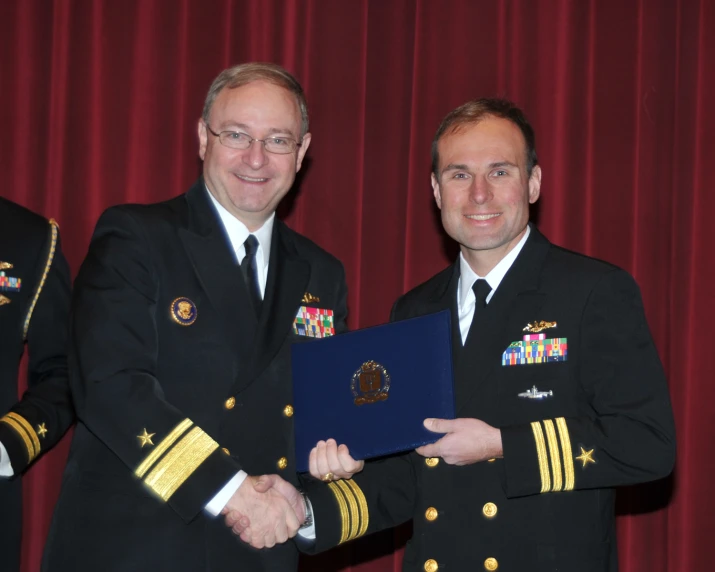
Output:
[351, 360, 390, 406]
[170, 297, 197, 326]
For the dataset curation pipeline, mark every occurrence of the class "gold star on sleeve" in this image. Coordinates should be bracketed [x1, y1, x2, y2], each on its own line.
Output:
[37, 423, 48, 438]
[137, 428, 156, 448]
[575, 447, 596, 468]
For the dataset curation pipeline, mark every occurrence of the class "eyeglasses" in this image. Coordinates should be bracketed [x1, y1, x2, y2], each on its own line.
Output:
[205, 124, 302, 154]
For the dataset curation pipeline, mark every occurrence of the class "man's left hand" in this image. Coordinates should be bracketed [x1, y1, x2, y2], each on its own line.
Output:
[415, 418, 503, 465]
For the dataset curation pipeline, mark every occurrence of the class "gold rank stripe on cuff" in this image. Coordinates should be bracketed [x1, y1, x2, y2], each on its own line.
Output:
[531, 417, 575, 493]
[143, 427, 219, 501]
[543, 419, 563, 492]
[328, 479, 369, 544]
[530, 421, 550, 493]
[327, 482, 351, 544]
[344, 479, 369, 537]
[0, 412, 41, 463]
[556, 417, 575, 490]
[135, 418, 193, 478]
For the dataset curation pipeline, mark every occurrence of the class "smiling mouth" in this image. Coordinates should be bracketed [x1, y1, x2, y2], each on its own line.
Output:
[235, 174, 269, 183]
[465, 213, 501, 221]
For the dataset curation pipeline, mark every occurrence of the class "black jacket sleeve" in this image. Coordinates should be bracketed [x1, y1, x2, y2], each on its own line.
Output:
[0, 220, 74, 474]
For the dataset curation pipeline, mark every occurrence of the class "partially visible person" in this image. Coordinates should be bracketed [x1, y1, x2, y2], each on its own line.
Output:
[234, 97, 676, 572]
[41, 62, 347, 571]
[0, 196, 74, 572]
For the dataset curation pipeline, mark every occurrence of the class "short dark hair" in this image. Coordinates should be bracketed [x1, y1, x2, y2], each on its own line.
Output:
[202, 62, 309, 137]
[431, 98, 538, 177]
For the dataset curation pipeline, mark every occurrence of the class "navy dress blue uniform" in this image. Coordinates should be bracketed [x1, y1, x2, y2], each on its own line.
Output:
[42, 180, 348, 571]
[0, 197, 73, 572]
[304, 226, 675, 572]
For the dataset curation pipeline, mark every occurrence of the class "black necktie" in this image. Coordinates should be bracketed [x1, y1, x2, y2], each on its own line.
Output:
[465, 278, 492, 344]
[241, 235, 262, 316]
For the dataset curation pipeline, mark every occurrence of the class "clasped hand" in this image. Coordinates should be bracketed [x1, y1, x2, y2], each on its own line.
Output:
[222, 474, 305, 549]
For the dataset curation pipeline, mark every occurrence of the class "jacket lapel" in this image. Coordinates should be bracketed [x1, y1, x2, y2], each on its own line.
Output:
[178, 181, 257, 369]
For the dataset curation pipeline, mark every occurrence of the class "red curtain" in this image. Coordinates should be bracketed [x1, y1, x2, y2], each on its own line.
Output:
[2, 1, 713, 570]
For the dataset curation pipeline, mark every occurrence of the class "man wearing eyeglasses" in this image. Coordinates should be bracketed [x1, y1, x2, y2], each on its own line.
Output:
[42, 63, 347, 571]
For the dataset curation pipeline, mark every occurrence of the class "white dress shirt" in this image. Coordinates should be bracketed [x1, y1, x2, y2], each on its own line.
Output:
[456, 226, 531, 344]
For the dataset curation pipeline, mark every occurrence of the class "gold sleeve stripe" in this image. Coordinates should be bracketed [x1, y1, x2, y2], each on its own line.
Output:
[336, 481, 360, 541]
[327, 481, 351, 544]
[6, 412, 41, 458]
[0, 416, 37, 463]
[555, 417, 575, 491]
[23, 219, 58, 340]
[135, 418, 193, 478]
[344, 479, 369, 537]
[543, 419, 563, 492]
[143, 426, 218, 501]
[530, 421, 550, 493]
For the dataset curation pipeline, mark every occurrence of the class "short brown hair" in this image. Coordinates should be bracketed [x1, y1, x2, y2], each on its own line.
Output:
[202, 62, 309, 137]
[431, 98, 538, 177]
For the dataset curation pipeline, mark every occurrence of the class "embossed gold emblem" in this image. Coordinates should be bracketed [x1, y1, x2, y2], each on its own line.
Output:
[0, 262, 13, 270]
[351, 360, 390, 406]
[575, 446, 596, 468]
[301, 292, 320, 304]
[170, 297, 197, 326]
[137, 428, 156, 448]
[522, 320, 557, 333]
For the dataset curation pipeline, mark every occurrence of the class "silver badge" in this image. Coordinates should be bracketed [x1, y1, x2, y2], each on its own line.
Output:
[518, 385, 553, 399]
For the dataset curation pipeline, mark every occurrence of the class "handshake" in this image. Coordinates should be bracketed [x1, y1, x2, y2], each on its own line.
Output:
[221, 439, 364, 549]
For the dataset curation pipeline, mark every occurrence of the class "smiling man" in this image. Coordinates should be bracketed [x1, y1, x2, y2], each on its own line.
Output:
[42, 63, 348, 572]
[292, 98, 676, 571]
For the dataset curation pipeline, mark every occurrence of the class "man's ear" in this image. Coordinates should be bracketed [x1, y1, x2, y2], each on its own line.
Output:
[198, 119, 208, 160]
[295, 132, 311, 172]
[528, 165, 542, 204]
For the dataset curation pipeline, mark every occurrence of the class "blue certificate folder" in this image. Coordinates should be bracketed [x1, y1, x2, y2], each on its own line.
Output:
[291, 310, 455, 473]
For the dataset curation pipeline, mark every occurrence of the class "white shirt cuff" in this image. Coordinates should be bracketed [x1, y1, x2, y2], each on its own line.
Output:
[0, 441, 14, 477]
[204, 470, 247, 516]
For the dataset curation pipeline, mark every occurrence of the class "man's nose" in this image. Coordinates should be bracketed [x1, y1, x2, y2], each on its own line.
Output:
[470, 179, 492, 204]
[243, 139, 269, 169]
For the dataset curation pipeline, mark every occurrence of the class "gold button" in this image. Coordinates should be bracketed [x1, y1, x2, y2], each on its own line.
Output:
[425, 457, 439, 467]
[483, 502, 497, 518]
[424, 559, 439, 572]
[225, 397, 236, 410]
[484, 557, 498, 570]
[221, 448, 230, 455]
[277, 457, 288, 470]
[425, 507, 438, 521]
[283, 405, 294, 417]
[487, 458, 496, 462]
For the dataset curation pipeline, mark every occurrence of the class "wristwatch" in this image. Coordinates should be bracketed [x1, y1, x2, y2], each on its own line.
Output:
[299, 490, 314, 529]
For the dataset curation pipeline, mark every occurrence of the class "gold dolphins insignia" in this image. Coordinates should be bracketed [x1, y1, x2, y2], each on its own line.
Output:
[302, 292, 320, 304]
[523, 320, 557, 333]
[0, 262, 13, 270]
[0, 295, 10, 306]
